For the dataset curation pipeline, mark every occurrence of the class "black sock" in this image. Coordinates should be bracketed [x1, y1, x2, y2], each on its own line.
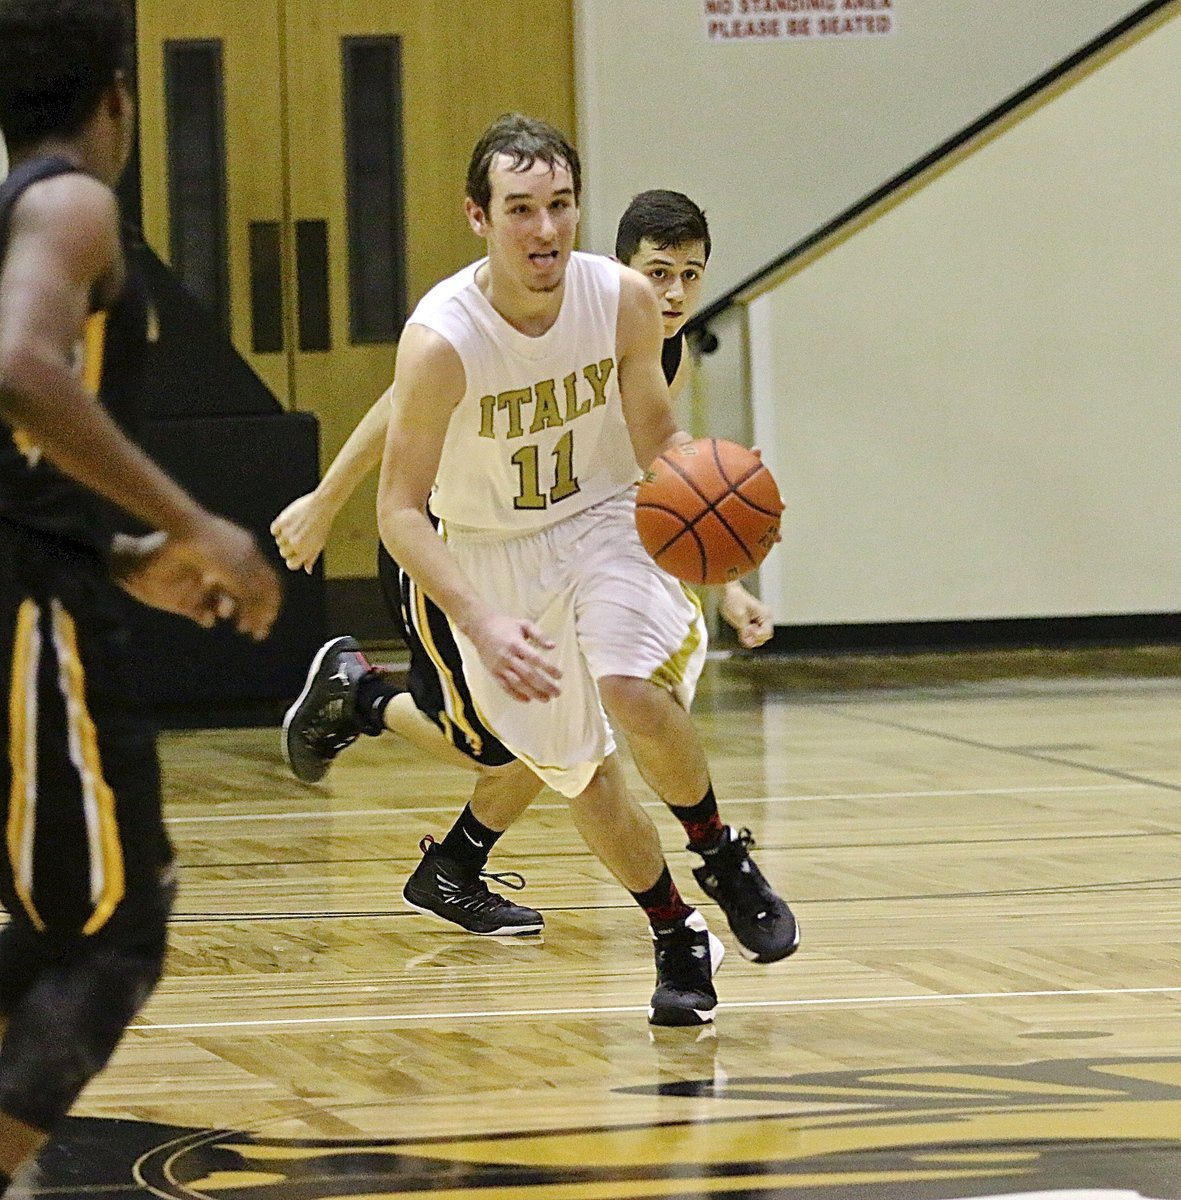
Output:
[669, 784, 726, 852]
[438, 804, 503, 872]
[354, 670, 401, 737]
[631, 865, 693, 933]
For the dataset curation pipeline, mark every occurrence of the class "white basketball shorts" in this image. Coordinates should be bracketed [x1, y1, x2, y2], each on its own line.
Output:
[444, 489, 707, 798]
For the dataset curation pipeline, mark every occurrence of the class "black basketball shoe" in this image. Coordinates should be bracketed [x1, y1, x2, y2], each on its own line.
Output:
[282, 635, 377, 783]
[649, 911, 725, 1027]
[402, 837, 544, 936]
[692, 826, 800, 964]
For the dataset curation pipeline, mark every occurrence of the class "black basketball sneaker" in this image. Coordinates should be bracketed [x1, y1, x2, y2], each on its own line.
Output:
[691, 826, 800, 963]
[282, 635, 377, 783]
[402, 837, 544, 936]
[649, 911, 725, 1027]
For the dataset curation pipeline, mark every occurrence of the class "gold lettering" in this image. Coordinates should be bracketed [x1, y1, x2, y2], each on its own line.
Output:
[486, 367, 614, 440]
[511, 444, 546, 509]
[479, 394, 498, 439]
[497, 388, 532, 439]
[583, 358, 615, 408]
[563, 371, 589, 421]
[529, 379, 564, 433]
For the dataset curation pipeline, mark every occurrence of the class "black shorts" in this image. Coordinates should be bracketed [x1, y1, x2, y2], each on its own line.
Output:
[377, 543, 514, 768]
[0, 521, 173, 941]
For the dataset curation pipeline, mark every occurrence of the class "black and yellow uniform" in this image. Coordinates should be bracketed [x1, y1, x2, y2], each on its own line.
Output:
[376, 524, 514, 767]
[0, 158, 173, 1131]
[661, 330, 683, 388]
[374, 332, 686, 767]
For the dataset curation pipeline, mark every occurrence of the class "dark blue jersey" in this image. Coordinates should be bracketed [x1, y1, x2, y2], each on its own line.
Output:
[0, 157, 150, 558]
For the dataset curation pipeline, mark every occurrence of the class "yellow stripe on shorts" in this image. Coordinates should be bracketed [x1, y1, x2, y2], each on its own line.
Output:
[649, 585, 704, 692]
[51, 602, 125, 935]
[7, 600, 45, 931]
[410, 579, 484, 757]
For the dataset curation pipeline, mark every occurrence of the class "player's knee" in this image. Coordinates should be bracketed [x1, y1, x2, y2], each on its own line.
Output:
[475, 758, 538, 787]
[598, 674, 676, 733]
[90, 864, 174, 969]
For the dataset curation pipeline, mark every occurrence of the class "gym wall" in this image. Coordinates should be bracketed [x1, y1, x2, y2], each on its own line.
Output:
[575, 0, 1138, 306]
[576, 0, 1179, 639]
[750, 9, 1181, 629]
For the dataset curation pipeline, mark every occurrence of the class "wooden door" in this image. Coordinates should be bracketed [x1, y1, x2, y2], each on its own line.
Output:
[136, 0, 290, 406]
[281, 0, 408, 579]
[135, 0, 575, 583]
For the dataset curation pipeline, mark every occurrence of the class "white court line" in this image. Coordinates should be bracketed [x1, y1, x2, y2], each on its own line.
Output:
[138, 983, 1181, 1031]
[166, 783, 1148, 825]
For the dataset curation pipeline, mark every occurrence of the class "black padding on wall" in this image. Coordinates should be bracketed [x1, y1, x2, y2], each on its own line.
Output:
[128, 237, 281, 419]
[121, 412, 325, 713]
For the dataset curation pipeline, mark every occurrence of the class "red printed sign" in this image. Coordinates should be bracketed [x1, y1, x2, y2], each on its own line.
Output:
[704, 0, 896, 43]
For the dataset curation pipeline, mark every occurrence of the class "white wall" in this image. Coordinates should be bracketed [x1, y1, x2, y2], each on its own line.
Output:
[575, 0, 1138, 307]
[750, 12, 1181, 624]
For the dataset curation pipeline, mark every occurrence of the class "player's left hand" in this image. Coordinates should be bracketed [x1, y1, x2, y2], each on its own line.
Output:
[271, 492, 333, 573]
[720, 580, 772, 649]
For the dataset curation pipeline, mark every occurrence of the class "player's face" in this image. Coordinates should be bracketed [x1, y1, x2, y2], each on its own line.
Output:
[628, 238, 707, 337]
[472, 154, 579, 294]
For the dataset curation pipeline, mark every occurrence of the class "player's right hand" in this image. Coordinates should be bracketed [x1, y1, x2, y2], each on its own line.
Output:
[270, 492, 333, 573]
[172, 515, 283, 640]
[471, 614, 562, 703]
[111, 531, 221, 626]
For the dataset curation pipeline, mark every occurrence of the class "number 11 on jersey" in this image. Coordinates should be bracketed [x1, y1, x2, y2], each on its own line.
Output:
[511, 430, 580, 510]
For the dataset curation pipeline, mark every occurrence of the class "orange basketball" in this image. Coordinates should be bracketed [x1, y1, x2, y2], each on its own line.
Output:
[635, 438, 783, 585]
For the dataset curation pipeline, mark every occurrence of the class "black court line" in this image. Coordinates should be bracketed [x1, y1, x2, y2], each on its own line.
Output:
[828, 703, 1181, 798]
[169, 826, 1180, 873]
[801, 876, 1181, 906]
[168, 869, 1181, 924]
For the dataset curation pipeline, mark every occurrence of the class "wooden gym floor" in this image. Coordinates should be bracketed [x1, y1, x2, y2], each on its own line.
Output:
[28, 651, 1181, 1199]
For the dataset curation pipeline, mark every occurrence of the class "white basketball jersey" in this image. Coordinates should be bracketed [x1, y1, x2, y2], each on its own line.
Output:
[411, 251, 640, 533]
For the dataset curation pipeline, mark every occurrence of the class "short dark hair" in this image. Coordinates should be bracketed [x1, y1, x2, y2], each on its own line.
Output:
[466, 113, 581, 214]
[615, 190, 711, 266]
[0, 0, 132, 152]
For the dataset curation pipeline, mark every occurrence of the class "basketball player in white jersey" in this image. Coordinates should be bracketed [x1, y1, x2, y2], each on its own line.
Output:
[373, 114, 796, 1025]
[274, 191, 769, 652]
[275, 191, 784, 961]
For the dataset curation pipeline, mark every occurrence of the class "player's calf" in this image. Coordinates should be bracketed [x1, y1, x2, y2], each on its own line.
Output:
[0, 932, 169, 1189]
[0, 874, 173, 1191]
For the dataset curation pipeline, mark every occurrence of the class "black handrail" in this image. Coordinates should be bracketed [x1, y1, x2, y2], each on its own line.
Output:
[685, 0, 1175, 340]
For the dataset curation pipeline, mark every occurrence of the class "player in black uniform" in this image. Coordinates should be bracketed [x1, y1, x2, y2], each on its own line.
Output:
[0, 0, 281, 1188]
[276, 190, 792, 967]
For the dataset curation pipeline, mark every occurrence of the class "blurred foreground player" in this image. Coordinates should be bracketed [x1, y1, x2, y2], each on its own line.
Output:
[0, 0, 281, 1188]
